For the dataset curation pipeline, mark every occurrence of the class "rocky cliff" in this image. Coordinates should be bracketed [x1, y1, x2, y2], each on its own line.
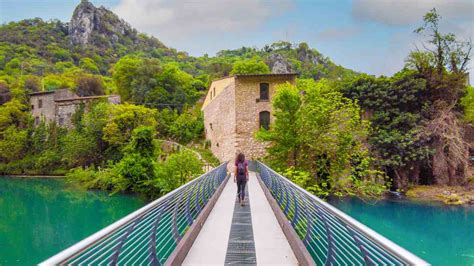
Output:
[69, 0, 164, 50]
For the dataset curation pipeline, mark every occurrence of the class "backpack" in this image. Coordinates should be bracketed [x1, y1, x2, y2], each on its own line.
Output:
[237, 161, 245, 179]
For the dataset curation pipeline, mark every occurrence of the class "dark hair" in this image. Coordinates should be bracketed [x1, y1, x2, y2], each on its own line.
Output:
[236, 153, 245, 164]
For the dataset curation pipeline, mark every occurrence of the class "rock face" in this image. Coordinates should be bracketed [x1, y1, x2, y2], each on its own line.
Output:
[69, 0, 136, 47]
[267, 54, 292, 74]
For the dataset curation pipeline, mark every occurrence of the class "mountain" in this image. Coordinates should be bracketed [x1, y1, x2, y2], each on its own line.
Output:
[0, 0, 356, 95]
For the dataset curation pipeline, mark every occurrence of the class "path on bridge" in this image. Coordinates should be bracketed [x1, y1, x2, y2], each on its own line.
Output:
[183, 171, 298, 265]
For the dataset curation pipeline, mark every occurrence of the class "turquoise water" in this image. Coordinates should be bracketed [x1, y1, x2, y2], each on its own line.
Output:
[0, 177, 145, 265]
[328, 197, 474, 265]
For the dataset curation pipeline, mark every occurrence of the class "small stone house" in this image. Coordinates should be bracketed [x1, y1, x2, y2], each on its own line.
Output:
[30, 89, 120, 127]
[202, 73, 297, 162]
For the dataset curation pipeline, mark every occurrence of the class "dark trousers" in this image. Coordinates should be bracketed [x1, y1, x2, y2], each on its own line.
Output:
[237, 179, 247, 201]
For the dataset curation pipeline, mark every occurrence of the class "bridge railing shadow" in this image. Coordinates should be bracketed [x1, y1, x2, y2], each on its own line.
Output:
[254, 161, 428, 266]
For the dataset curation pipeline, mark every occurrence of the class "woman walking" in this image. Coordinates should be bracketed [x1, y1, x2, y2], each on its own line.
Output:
[234, 153, 249, 206]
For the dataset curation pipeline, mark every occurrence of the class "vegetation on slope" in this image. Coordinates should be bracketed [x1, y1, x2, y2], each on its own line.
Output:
[0, 2, 471, 201]
[259, 9, 472, 199]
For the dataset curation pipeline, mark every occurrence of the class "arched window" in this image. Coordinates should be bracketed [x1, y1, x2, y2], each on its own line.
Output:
[260, 83, 269, 101]
[259, 111, 270, 130]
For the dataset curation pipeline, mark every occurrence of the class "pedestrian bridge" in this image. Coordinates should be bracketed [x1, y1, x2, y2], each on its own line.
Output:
[41, 162, 428, 265]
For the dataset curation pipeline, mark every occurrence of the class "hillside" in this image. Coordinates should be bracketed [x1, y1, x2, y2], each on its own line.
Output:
[0, 0, 356, 97]
[1, 2, 470, 201]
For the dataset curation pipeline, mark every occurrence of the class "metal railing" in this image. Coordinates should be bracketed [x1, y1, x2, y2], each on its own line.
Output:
[40, 163, 228, 265]
[256, 161, 429, 266]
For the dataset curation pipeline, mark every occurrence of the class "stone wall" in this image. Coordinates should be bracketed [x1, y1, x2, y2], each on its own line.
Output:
[56, 96, 120, 127]
[203, 74, 296, 165]
[234, 75, 296, 160]
[30, 89, 78, 125]
[56, 101, 79, 127]
[30, 92, 56, 124]
[202, 82, 237, 163]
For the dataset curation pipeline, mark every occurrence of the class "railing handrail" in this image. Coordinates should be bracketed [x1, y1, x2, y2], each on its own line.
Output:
[257, 161, 429, 265]
[39, 162, 228, 266]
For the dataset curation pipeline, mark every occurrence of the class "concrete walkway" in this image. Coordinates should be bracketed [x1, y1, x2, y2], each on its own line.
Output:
[183, 172, 297, 265]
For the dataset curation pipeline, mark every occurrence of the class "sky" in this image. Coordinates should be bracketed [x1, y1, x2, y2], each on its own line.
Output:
[1, 0, 473, 79]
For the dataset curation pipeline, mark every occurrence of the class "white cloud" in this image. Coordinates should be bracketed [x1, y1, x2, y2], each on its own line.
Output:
[352, 0, 474, 26]
[112, 0, 293, 51]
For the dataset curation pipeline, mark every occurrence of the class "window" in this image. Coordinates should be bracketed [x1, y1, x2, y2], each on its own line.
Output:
[209, 123, 213, 130]
[34, 117, 39, 125]
[260, 83, 269, 101]
[58, 117, 64, 125]
[210, 87, 216, 100]
[31, 105, 34, 110]
[259, 111, 270, 130]
[38, 99, 43, 109]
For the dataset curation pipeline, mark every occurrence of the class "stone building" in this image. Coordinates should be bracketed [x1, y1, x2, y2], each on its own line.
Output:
[202, 73, 297, 162]
[30, 89, 120, 127]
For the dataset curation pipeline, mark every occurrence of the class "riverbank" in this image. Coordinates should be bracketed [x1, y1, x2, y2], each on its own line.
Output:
[406, 183, 474, 205]
[5, 174, 65, 178]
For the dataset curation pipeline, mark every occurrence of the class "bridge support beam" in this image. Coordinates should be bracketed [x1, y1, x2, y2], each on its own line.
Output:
[256, 172, 316, 266]
[165, 173, 230, 266]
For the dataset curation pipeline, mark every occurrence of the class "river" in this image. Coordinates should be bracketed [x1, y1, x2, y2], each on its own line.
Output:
[0, 177, 145, 265]
[328, 196, 474, 265]
[1, 177, 472, 265]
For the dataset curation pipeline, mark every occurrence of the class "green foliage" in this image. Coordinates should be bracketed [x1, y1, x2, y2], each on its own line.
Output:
[0, 99, 29, 131]
[148, 149, 204, 195]
[111, 126, 157, 192]
[461, 86, 474, 123]
[260, 79, 386, 197]
[168, 111, 204, 144]
[230, 57, 270, 75]
[102, 103, 158, 147]
[112, 57, 202, 110]
[79, 58, 100, 74]
[0, 126, 27, 162]
[0, 8, 362, 199]
[75, 74, 105, 96]
[342, 71, 431, 168]
[281, 167, 328, 197]
[61, 130, 97, 167]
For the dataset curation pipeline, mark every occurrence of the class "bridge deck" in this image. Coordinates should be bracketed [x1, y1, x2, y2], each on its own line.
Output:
[183, 171, 297, 265]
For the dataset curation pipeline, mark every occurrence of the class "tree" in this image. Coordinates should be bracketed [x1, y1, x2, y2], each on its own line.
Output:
[413, 8, 472, 75]
[0, 81, 11, 105]
[230, 57, 270, 75]
[146, 63, 199, 110]
[461, 86, 474, 123]
[112, 56, 168, 105]
[260, 79, 385, 197]
[113, 126, 157, 187]
[0, 99, 29, 131]
[0, 126, 27, 162]
[75, 74, 105, 96]
[102, 103, 158, 147]
[155, 149, 203, 193]
[257, 82, 301, 167]
[112, 56, 144, 101]
[61, 130, 97, 167]
[168, 111, 204, 144]
[79, 57, 100, 74]
[407, 8, 471, 186]
[342, 72, 431, 189]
